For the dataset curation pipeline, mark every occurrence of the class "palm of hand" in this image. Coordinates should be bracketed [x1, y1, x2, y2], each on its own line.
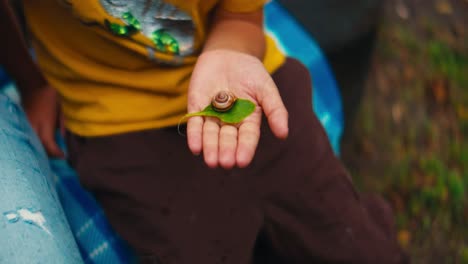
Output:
[187, 50, 288, 169]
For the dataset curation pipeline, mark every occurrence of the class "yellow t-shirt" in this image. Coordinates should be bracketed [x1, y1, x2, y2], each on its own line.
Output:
[22, 0, 285, 136]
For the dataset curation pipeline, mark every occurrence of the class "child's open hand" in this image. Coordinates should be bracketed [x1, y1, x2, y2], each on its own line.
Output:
[187, 49, 288, 169]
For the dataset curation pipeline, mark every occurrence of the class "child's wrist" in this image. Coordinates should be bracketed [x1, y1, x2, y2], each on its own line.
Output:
[198, 49, 261, 64]
[202, 42, 263, 59]
[202, 12, 266, 59]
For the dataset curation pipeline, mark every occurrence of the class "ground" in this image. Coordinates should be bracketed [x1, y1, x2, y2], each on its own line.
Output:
[341, 0, 467, 262]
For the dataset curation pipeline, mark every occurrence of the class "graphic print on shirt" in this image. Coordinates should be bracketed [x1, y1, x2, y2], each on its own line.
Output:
[100, 0, 196, 60]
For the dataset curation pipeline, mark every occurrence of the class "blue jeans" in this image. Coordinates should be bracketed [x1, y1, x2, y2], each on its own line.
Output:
[0, 94, 83, 263]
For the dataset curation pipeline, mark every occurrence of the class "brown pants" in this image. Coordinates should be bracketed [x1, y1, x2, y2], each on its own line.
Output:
[67, 59, 407, 264]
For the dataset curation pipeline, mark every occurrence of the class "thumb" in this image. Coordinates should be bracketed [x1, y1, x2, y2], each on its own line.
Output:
[258, 78, 289, 139]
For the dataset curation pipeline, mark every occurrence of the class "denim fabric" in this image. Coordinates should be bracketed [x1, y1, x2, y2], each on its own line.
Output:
[49, 146, 137, 264]
[0, 87, 136, 263]
[0, 94, 83, 263]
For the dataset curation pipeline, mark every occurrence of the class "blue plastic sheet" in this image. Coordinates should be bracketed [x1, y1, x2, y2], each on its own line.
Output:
[265, 1, 344, 154]
[0, 66, 9, 88]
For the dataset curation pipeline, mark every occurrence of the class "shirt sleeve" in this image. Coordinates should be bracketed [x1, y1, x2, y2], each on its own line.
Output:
[219, 0, 267, 13]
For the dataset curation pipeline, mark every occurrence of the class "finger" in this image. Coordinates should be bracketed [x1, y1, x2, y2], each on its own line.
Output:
[236, 120, 260, 168]
[258, 78, 289, 139]
[203, 118, 220, 168]
[39, 128, 65, 158]
[187, 116, 204, 155]
[218, 125, 238, 169]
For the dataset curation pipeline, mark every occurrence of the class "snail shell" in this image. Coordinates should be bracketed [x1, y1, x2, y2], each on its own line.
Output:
[211, 91, 237, 112]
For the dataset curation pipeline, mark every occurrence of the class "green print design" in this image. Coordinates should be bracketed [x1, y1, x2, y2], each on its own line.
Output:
[99, 0, 195, 59]
[105, 12, 179, 54]
[122, 12, 141, 30]
[104, 12, 140, 36]
[151, 29, 180, 55]
[105, 19, 138, 36]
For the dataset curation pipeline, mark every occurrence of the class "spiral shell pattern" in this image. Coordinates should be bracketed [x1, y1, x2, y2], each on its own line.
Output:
[211, 91, 237, 112]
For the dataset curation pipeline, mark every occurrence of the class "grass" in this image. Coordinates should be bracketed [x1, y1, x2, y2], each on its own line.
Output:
[427, 40, 468, 88]
[345, 2, 468, 261]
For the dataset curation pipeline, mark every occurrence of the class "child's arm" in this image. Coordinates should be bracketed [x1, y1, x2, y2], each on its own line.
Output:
[203, 8, 266, 59]
[187, 6, 288, 169]
[0, 0, 64, 158]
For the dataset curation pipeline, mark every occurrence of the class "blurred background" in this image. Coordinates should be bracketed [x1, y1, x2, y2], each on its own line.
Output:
[281, 0, 467, 262]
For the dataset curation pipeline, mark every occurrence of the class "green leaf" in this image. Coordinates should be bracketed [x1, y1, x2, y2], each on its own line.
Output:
[184, 98, 256, 124]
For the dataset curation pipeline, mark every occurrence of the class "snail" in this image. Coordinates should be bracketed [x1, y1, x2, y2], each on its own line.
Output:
[211, 91, 237, 112]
